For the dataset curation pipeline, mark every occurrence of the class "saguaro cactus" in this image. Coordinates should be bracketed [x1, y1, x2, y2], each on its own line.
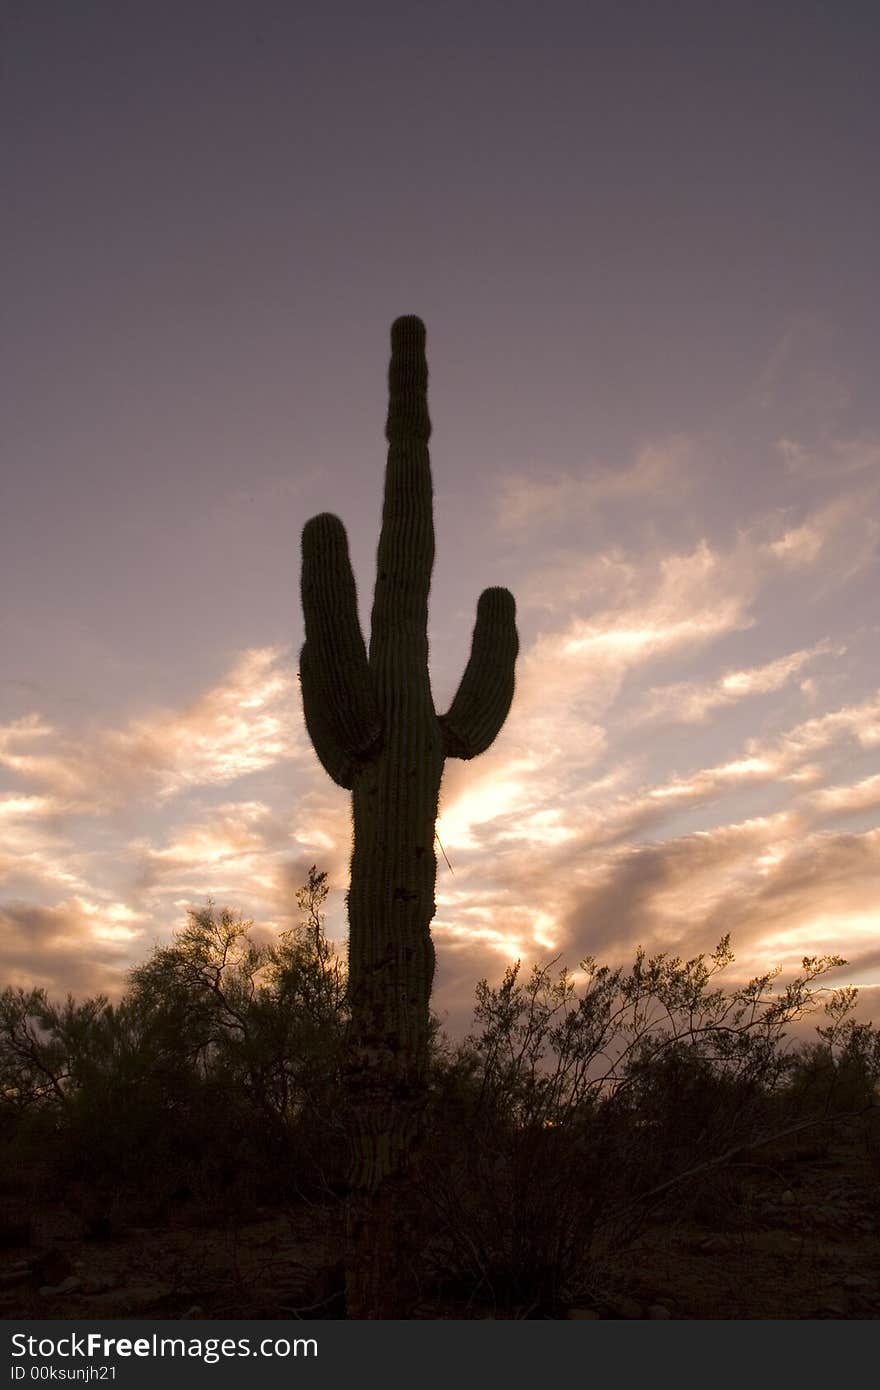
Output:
[299, 316, 518, 1315]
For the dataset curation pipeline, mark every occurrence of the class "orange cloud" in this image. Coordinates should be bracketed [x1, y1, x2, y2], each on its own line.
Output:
[639, 641, 847, 726]
[0, 647, 301, 813]
[0, 897, 147, 997]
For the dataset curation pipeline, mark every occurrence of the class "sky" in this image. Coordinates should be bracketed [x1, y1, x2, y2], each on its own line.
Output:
[2, 1, 879, 1038]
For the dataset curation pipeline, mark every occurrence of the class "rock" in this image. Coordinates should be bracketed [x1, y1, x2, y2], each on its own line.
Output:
[0, 1267, 33, 1288]
[816, 1205, 843, 1225]
[699, 1235, 731, 1255]
[780, 1189, 796, 1205]
[39, 1276, 82, 1296]
[566, 1308, 601, 1320]
[842, 1274, 872, 1290]
[608, 1296, 644, 1320]
[647, 1304, 672, 1319]
[817, 1299, 848, 1318]
[88, 1284, 172, 1311]
[181, 1305, 205, 1319]
[37, 1250, 76, 1286]
[80, 1275, 118, 1295]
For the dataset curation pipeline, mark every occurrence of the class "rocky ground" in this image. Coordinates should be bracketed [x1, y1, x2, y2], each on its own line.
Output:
[2, 1119, 877, 1320]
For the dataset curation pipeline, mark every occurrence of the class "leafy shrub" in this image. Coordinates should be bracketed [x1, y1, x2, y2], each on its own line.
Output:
[0, 868, 349, 1221]
[416, 937, 870, 1313]
[2, 870, 877, 1310]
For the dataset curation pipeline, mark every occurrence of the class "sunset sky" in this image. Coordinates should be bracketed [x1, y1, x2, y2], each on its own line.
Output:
[2, 2, 879, 1036]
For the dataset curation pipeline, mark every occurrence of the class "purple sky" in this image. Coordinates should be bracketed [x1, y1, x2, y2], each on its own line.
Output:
[2, 2, 879, 1036]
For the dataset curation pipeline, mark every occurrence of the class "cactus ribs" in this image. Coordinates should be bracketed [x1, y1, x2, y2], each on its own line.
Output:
[299, 316, 518, 1316]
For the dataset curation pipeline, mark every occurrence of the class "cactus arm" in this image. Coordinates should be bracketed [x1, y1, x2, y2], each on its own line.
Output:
[300, 511, 382, 760]
[298, 642, 357, 789]
[439, 586, 519, 759]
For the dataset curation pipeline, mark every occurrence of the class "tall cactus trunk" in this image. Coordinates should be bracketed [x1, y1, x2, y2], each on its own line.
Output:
[343, 318, 442, 1317]
[300, 317, 518, 1317]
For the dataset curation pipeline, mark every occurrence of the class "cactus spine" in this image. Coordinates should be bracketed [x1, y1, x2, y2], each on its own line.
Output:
[299, 316, 518, 1315]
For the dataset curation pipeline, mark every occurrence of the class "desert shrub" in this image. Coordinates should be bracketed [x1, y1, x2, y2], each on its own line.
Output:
[0, 985, 74, 1115]
[419, 1055, 628, 1312]
[614, 1038, 766, 1160]
[4, 869, 877, 1296]
[784, 1040, 880, 1118]
[417, 937, 867, 1313]
[0, 869, 350, 1220]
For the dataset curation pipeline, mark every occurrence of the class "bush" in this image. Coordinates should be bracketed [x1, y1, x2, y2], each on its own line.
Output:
[0, 868, 350, 1222]
[416, 937, 870, 1313]
[2, 873, 877, 1311]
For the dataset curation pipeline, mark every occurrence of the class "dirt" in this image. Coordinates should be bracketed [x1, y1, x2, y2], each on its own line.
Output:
[1, 1121, 877, 1320]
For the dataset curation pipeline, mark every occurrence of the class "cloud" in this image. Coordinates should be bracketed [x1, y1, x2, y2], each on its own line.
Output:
[130, 799, 288, 888]
[441, 495, 863, 900]
[634, 691, 880, 812]
[482, 538, 758, 804]
[763, 519, 826, 569]
[633, 643, 843, 726]
[515, 547, 639, 616]
[125, 798, 327, 917]
[516, 497, 823, 621]
[2, 427, 877, 1031]
[434, 541, 748, 860]
[122, 792, 353, 943]
[777, 432, 880, 481]
[0, 647, 301, 813]
[0, 792, 92, 897]
[556, 813, 880, 986]
[809, 773, 880, 819]
[755, 315, 851, 420]
[434, 494, 878, 959]
[762, 490, 880, 585]
[0, 649, 325, 992]
[497, 436, 695, 532]
[522, 538, 755, 693]
[0, 898, 147, 997]
[559, 813, 798, 957]
[768, 693, 880, 763]
[0, 794, 59, 821]
[700, 827, 880, 969]
[433, 663, 880, 1009]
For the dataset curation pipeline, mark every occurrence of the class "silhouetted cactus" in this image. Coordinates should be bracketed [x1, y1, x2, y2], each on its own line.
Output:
[299, 316, 518, 1314]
